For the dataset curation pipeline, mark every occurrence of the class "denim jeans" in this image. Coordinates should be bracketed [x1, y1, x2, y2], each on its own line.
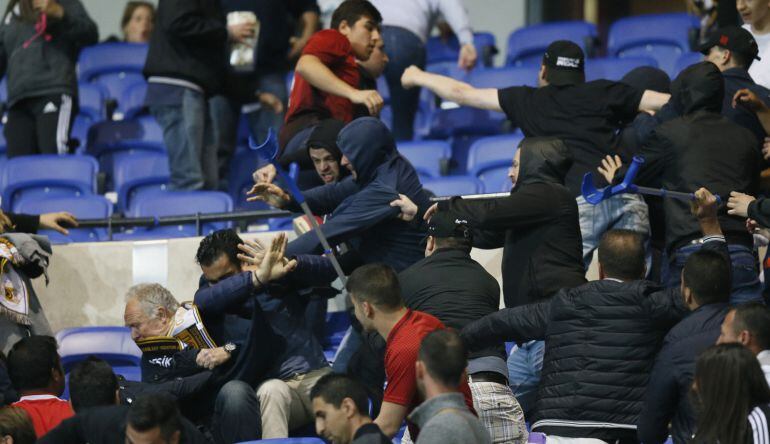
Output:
[507, 340, 545, 416]
[666, 242, 763, 304]
[212, 380, 262, 444]
[382, 26, 426, 141]
[150, 88, 217, 190]
[577, 193, 650, 269]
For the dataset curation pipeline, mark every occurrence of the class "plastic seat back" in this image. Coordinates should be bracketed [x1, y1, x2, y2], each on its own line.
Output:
[15, 195, 113, 243]
[422, 175, 484, 197]
[2, 155, 98, 211]
[506, 21, 597, 66]
[397, 140, 451, 178]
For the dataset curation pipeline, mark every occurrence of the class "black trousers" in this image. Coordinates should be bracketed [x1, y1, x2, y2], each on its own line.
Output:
[5, 94, 76, 157]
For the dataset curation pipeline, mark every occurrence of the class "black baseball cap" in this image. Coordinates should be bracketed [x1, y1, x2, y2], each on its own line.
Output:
[427, 211, 471, 239]
[541, 40, 586, 86]
[699, 26, 761, 62]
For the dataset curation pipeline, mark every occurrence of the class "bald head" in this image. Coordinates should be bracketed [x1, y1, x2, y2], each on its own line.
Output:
[597, 230, 646, 281]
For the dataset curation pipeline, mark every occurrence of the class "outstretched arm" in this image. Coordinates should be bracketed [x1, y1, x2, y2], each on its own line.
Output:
[297, 54, 383, 116]
[401, 65, 502, 111]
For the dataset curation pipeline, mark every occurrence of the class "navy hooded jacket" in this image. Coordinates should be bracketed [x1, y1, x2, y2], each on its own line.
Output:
[286, 118, 430, 272]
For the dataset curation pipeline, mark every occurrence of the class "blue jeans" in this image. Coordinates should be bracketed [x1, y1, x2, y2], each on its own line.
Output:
[212, 380, 262, 443]
[150, 88, 217, 190]
[577, 193, 651, 269]
[666, 242, 763, 304]
[507, 340, 544, 417]
[382, 26, 426, 141]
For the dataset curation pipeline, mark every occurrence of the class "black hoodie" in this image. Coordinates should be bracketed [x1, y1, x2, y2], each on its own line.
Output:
[636, 62, 761, 252]
[438, 137, 586, 308]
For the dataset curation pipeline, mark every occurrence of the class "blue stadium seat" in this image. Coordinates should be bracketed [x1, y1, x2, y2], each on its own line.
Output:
[426, 32, 497, 67]
[56, 326, 142, 373]
[422, 175, 483, 197]
[467, 132, 524, 176]
[324, 310, 351, 362]
[506, 21, 597, 67]
[94, 72, 146, 104]
[674, 51, 703, 77]
[0, 76, 6, 105]
[467, 133, 523, 193]
[397, 140, 451, 178]
[78, 43, 148, 81]
[608, 13, 700, 76]
[380, 105, 393, 131]
[528, 432, 546, 444]
[118, 190, 233, 239]
[77, 82, 105, 123]
[0, 125, 6, 155]
[1, 155, 98, 211]
[425, 61, 468, 81]
[584, 56, 659, 81]
[237, 439, 325, 443]
[118, 80, 148, 120]
[88, 115, 164, 158]
[377, 76, 389, 104]
[227, 148, 263, 211]
[112, 151, 170, 213]
[69, 115, 91, 154]
[15, 195, 113, 243]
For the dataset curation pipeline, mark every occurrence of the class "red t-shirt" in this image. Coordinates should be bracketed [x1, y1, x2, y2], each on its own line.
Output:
[14, 395, 74, 438]
[383, 310, 475, 436]
[280, 29, 360, 148]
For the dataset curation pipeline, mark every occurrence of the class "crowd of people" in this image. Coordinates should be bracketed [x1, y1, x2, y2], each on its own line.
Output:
[1, 0, 770, 443]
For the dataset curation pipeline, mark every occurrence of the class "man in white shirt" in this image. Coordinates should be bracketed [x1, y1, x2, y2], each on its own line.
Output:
[369, 0, 476, 141]
[716, 301, 770, 385]
[738, 0, 770, 87]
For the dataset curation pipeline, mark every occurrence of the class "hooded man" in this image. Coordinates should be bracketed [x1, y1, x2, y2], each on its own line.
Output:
[400, 137, 586, 415]
[252, 117, 431, 272]
[626, 61, 762, 304]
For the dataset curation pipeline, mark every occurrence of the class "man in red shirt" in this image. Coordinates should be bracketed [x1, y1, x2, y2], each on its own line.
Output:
[346, 263, 475, 440]
[7, 336, 73, 438]
[256, 0, 384, 186]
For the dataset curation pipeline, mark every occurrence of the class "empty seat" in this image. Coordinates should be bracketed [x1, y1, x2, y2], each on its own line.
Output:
[56, 326, 142, 373]
[119, 190, 233, 239]
[15, 195, 113, 243]
[112, 151, 170, 212]
[397, 140, 451, 178]
[467, 132, 524, 176]
[94, 71, 146, 104]
[608, 13, 699, 76]
[69, 115, 91, 154]
[584, 56, 659, 81]
[477, 166, 513, 193]
[426, 32, 497, 67]
[78, 43, 148, 82]
[77, 82, 105, 123]
[422, 175, 484, 197]
[1, 154, 98, 211]
[88, 115, 165, 157]
[674, 52, 703, 76]
[118, 80, 148, 120]
[506, 21, 597, 67]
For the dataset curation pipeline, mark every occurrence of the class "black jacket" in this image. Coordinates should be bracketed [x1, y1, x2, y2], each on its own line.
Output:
[437, 137, 586, 307]
[637, 302, 729, 444]
[143, 0, 227, 94]
[637, 62, 761, 252]
[0, 0, 97, 106]
[749, 197, 770, 228]
[39, 405, 207, 444]
[399, 247, 505, 362]
[722, 67, 770, 147]
[462, 278, 689, 442]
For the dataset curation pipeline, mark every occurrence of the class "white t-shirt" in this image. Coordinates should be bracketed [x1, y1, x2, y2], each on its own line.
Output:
[744, 24, 770, 89]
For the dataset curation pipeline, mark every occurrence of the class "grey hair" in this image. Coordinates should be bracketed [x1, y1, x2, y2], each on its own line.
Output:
[125, 283, 179, 318]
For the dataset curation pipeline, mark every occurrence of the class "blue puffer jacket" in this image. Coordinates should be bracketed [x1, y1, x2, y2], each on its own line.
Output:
[286, 117, 430, 271]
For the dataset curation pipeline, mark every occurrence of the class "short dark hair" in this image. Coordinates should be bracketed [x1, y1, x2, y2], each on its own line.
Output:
[346, 263, 403, 310]
[330, 0, 382, 30]
[310, 373, 369, 415]
[731, 302, 770, 350]
[434, 236, 472, 253]
[120, 1, 154, 29]
[418, 329, 467, 387]
[127, 394, 182, 441]
[69, 357, 119, 412]
[7, 336, 60, 392]
[683, 249, 731, 305]
[597, 230, 646, 280]
[0, 407, 35, 444]
[196, 229, 243, 267]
